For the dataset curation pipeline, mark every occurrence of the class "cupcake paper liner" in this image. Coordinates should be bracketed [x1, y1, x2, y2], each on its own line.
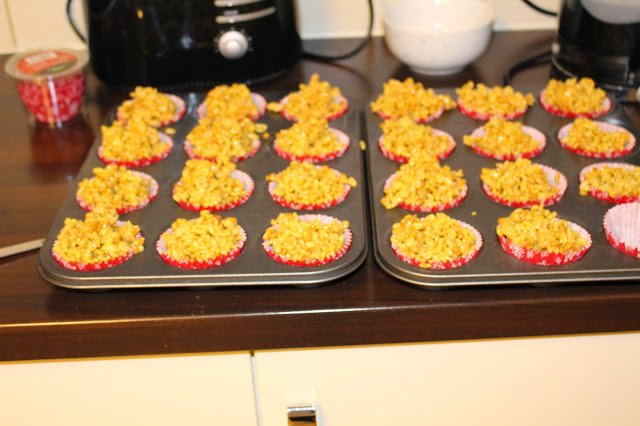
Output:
[278, 94, 349, 122]
[540, 90, 611, 118]
[262, 214, 352, 267]
[457, 98, 530, 121]
[604, 202, 640, 258]
[384, 172, 468, 212]
[116, 94, 186, 127]
[156, 226, 247, 269]
[76, 171, 159, 214]
[98, 132, 173, 167]
[196, 92, 267, 120]
[391, 220, 483, 270]
[273, 128, 349, 163]
[375, 105, 446, 123]
[579, 162, 640, 204]
[482, 165, 567, 208]
[184, 139, 261, 163]
[557, 121, 635, 158]
[268, 167, 352, 210]
[173, 170, 254, 212]
[377, 129, 456, 163]
[467, 124, 547, 160]
[498, 222, 592, 266]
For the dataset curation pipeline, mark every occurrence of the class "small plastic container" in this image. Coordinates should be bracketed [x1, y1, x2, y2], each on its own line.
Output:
[5, 48, 88, 126]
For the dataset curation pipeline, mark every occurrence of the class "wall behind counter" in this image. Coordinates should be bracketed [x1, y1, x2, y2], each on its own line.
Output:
[0, 0, 559, 53]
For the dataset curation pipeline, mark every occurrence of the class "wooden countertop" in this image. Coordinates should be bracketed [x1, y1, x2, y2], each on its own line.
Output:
[1, 31, 640, 362]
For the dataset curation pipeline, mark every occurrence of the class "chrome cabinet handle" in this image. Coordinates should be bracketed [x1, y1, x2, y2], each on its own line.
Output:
[287, 404, 317, 426]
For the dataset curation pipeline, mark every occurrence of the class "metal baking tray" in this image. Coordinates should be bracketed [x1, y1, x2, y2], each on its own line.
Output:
[37, 91, 367, 290]
[365, 87, 640, 288]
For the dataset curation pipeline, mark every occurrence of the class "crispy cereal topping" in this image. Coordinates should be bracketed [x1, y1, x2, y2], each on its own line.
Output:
[266, 161, 356, 206]
[579, 164, 640, 198]
[496, 204, 588, 254]
[101, 116, 169, 162]
[263, 212, 349, 262]
[53, 209, 144, 265]
[380, 117, 453, 160]
[456, 81, 535, 115]
[561, 118, 631, 153]
[391, 213, 478, 268]
[77, 164, 153, 210]
[542, 77, 607, 114]
[481, 158, 560, 203]
[186, 117, 262, 161]
[381, 154, 466, 210]
[463, 117, 539, 157]
[173, 159, 248, 209]
[370, 78, 455, 120]
[117, 86, 178, 126]
[202, 83, 259, 120]
[267, 73, 345, 120]
[161, 211, 243, 262]
[275, 117, 343, 157]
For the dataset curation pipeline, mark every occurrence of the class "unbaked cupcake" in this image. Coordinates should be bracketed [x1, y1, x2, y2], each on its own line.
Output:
[378, 117, 456, 162]
[184, 117, 264, 162]
[197, 83, 266, 121]
[390, 213, 482, 269]
[456, 81, 535, 120]
[579, 162, 640, 204]
[156, 211, 246, 269]
[540, 77, 611, 118]
[76, 164, 158, 214]
[464, 117, 546, 160]
[557, 118, 635, 158]
[273, 117, 349, 162]
[116, 86, 186, 127]
[603, 202, 640, 258]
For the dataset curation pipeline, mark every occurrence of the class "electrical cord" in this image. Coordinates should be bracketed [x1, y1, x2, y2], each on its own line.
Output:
[503, 48, 552, 86]
[521, 0, 558, 17]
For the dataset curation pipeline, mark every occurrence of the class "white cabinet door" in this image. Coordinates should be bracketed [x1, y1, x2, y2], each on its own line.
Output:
[255, 333, 640, 426]
[0, 352, 257, 426]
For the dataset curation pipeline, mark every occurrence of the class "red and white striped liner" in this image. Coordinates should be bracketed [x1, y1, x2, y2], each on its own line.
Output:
[116, 94, 186, 127]
[457, 98, 530, 121]
[377, 129, 456, 163]
[196, 92, 267, 120]
[383, 172, 468, 212]
[98, 132, 173, 168]
[558, 120, 635, 158]
[540, 90, 611, 118]
[278, 95, 349, 122]
[76, 171, 159, 214]
[391, 220, 483, 270]
[375, 104, 446, 124]
[262, 214, 352, 267]
[268, 167, 352, 210]
[273, 128, 349, 163]
[184, 138, 261, 163]
[579, 162, 640, 204]
[482, 164, 567, 208]
[156, 225, 247, 269]
[467, 124, 547, 160]
[604, 202, 640, 258]
[173, 170, 254, 212]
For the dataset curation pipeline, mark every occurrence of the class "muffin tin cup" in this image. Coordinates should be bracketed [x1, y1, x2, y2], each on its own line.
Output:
[482, 164, 567, 208]
[375, 105, 446, 123]
[76, 171, 159, 214]
[273, 128, 350, 163]
[98, 133, 174, 168]
[383, 172, 468, 212]
[579, 162, 640, 204]
[173, 170, 255, 212]
[557, 120, 636, 158]
[540, 90, 612, 118]
[116, 94, 187, 127]
[278, 95, 349, 122]
[196, 92, 267, 121]
[604, 202, 640, 258]
[378, 129, 456, 162]
[466, 124, 546, 160]
[457, 99, 530, 121]
[184, 139, 261, 163]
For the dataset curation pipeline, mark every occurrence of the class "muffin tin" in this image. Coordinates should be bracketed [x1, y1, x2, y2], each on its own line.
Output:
[37, 91, 367, 290]
[366, 87, 640, 288]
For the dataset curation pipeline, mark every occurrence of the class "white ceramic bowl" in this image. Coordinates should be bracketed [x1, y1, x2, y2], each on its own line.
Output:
[383, 0, 494, 75]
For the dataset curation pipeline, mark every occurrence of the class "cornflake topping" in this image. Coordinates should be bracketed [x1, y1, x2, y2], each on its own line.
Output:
[101, 116, 168, 162]
[268, 73, 346, 120]
[77, 164, 153, 210]
[173, 159, 248, 209]
[456, 81, 535, 115]
[496, 204, 589, 254]
[542, 77, 607, 114]
[464, 117, 539, 157]
[371, 78, 455, 120]
[561, 118, 631, 153]
[53, 209, 144, 265]
[117, 86, 177, 126]
[580, 164, 640, 198]
[381, 117, 453, 160]
[391, 213, 479, 268]
[481, 158, 560, 203]
[186, 117, 264, 161]
[202, 83, 258, 120]
[275, 117, 343, 157]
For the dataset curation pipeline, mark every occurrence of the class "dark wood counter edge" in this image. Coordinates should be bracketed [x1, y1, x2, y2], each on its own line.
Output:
[1, 31, 640, 362]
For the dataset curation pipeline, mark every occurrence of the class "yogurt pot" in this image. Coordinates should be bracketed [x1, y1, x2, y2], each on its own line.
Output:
[4, 48, 88, 126]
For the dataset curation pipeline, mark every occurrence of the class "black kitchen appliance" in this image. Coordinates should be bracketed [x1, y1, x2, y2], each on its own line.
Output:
[67, 0, 302, 89]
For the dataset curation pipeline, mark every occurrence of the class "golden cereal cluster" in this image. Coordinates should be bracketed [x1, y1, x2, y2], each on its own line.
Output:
[275, 117, 342, 157]
[381, 154, 466, 209]
[266, 161, 356, 206]
[173, 159, 248, 209]
[463, 117, 539, 157]
[562, 118, 631, 153]
[53, 209, 144, 265]
[370, 78, 455, 120]
[202, 83, 259, 120]
[117, 86, 177, 126]
[77, 164, 153, 210]
[456, 81, 535, 115]
[161, 211, 243, 262]
[580, 164, 640, 198]
[263, 212, 349, 262]
[187, 117, 263, 161]
[391, 213, 478, 268]
[481, 158, 560, 203]
[267, 73, 345, 120]
[496, 204, 588, 254]
[543, 77, 607, 114]
[380, 117, 452, 160]
[101, 116, 169, 162]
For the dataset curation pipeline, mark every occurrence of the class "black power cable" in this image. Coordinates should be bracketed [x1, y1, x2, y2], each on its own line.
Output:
[521, 0, 558, 17]
[503, 48, 552, 86]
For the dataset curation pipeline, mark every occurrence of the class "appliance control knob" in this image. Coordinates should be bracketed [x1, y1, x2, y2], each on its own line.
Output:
[218, 31, 249, 60]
